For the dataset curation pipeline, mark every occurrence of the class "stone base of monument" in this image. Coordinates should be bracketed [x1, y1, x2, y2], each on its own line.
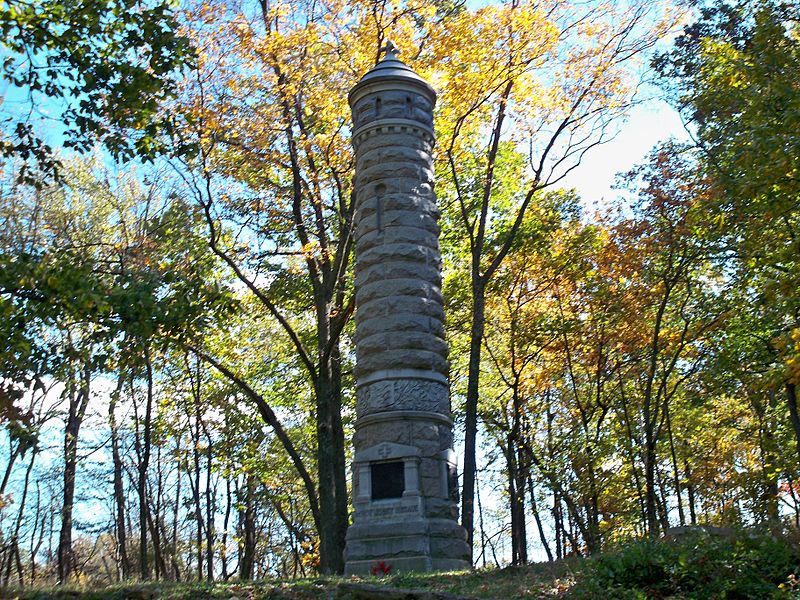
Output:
[343, 438, 471, 574]
[344, 517, 470, 575]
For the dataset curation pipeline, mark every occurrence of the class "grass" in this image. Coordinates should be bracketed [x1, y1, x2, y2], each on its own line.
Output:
[0, 561, 577, 600]
[5, 532, 799, 600]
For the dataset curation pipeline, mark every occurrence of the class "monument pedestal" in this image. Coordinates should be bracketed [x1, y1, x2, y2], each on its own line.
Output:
[343, 413, 470, 574]
[345, 518, 470, 574]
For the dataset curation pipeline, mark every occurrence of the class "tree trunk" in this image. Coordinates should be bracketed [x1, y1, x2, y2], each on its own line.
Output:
[314, 343, 347, 575]
[29, 481, 44, 583]
[5, 447, 35, 586]
[504, 436, 526, 565]
[683, 451, 697, 525]
[527, 477, 553, 562]
[221, 476, 232, 580]
[205, 441, 214, 581]
[239, 474, 256, 580]
[461, 275, 485, 561]
[664, 402, 685, 526]
[109, 372, 129, 580]
[193, 405, 203, 581]
[583, 455, 601, 554]
[787, 382, 800, 470]
[172, 436, 182, 582]
[58, 365, 91, 584]
[643, 433, 659, 536]
[138, 341, 154, 580]
[553, 492, 562, 560]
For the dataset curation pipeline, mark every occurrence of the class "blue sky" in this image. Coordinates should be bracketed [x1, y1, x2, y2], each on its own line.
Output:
[559, 97, 690, 211]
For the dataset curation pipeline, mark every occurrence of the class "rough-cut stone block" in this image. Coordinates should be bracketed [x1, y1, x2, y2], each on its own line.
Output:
[346, 535, 430, 560]
[359, 147, 432, 171]
[420, 475, 441, 497]
[355, 197, 440, 225]
[357, 243, 440, 269]
[356, 210, 440, 240]
[411, 422, 439, 441]
[356, 297, 445, 325]
[354, 421, 411, 446]
[344, 556, 434, 575]
[355, 349, 448, 378]
[429, 537, 471, 560]
[357, 331, 447, 356]
[355, 313, 444, 342]
[420, 457, 441, 478]
[356, 227, 439, 254]
[426, 499, 459, 520]
[358, 161, 434, 187]
[356, 279, 442, 306]
[355, 261, 441, 289]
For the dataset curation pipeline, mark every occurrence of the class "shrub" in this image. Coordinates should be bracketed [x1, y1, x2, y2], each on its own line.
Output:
[568, 530, 800, 599]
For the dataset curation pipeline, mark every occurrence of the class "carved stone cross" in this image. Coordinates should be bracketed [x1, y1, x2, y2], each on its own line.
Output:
[379, 39, 400, 60]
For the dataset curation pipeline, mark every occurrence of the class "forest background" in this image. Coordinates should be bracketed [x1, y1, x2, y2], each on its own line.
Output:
[0, 0, 799, 587]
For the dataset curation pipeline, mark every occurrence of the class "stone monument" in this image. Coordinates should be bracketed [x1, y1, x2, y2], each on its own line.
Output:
[343, 42, 471, 574]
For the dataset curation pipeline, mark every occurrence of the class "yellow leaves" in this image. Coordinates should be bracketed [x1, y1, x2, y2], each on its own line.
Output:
[774, 328, 800, 385]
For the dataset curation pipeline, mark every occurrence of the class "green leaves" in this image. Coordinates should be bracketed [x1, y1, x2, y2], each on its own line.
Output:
[570, 532, 800, 599]
[1, 0, 196, 183]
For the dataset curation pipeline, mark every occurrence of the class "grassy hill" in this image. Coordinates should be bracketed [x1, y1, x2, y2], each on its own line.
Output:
[4, 531, 799, 600]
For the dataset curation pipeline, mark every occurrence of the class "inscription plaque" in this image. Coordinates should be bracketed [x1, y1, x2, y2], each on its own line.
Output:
[371, 461, 404, 499]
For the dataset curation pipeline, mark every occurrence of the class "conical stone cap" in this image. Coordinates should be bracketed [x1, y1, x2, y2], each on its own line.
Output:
[349, 40, 436, 106]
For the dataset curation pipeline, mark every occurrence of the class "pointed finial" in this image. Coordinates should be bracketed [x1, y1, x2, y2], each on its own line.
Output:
[379, 39, 400, 61]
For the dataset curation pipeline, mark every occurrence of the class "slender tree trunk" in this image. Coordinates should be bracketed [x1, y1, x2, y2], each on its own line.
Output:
[29, 481, 43, 583]
[553, 491, 562, 560]
[655, 462, 670, 533]
[787, 382, 800, 469]
[138, 341, 154, 580]
[313, 343, 347, 575]
[172, 436, 182, 582]
[145, 500, 168, 578]
[4, 448, 35, 587]
[527, 478, 553, 562]
[58, 365, 91, 584]
[109, 372, 129, 580]
[504, 436, 526, 565]
[664, 402, 685, 526]
[0, 444, 22, 496]
[643, 433, 659, 536]
[205, 442, 214, 581]
[462, 276, 485, 560]
[618, 380, 647, 528]
[683, 451, 697, 525]
[584, 456, 601, 554]
[755, 391, 780, 525]
[153, 442, 164, 580]
[221, 475, 232, 580]
[239, 474, 256, 580]
[192, 408, 203, 581]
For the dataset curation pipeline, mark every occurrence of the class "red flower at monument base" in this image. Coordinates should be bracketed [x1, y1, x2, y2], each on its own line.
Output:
[370, 560, 393, 576]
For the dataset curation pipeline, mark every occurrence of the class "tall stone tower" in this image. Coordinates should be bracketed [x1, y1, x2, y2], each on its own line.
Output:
[344, 42, 471, 574]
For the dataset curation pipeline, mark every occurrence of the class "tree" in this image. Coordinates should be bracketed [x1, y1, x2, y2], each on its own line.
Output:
[0, 155, 233, 582]
[0, 0, 195, 183]
[479, 189, 587, 561]
[611, 144, 726, 536]
[430, 0, 680, 555]
[655, 0, 800, 471]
